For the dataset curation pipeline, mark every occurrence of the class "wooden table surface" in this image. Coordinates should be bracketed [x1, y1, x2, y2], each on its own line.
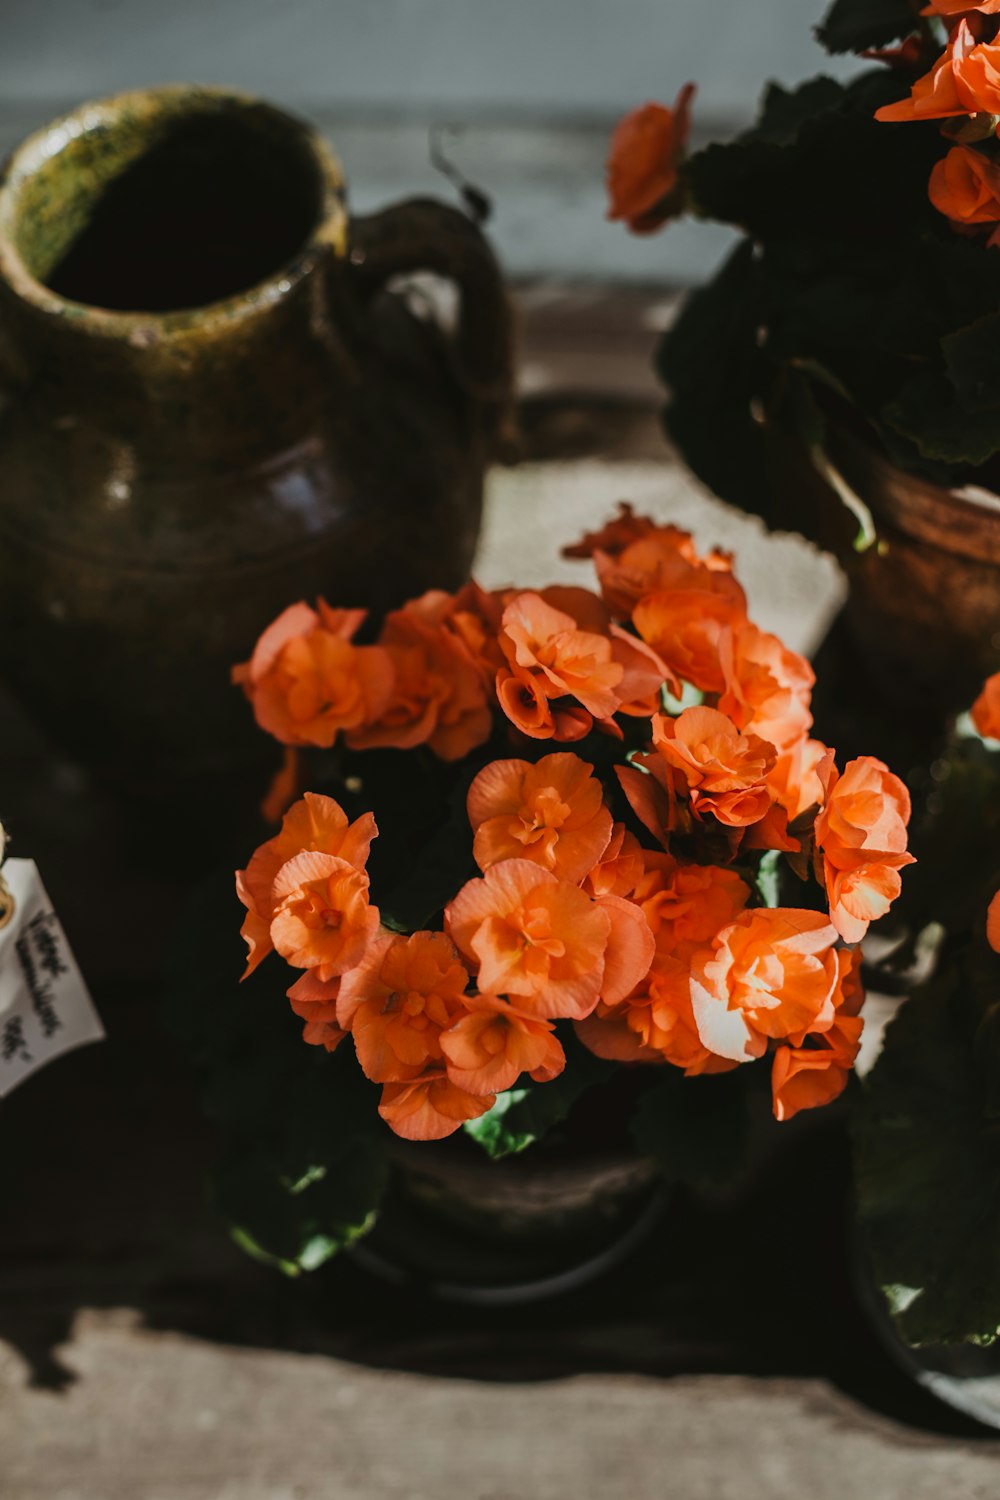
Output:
[2, 292, 998, 1498]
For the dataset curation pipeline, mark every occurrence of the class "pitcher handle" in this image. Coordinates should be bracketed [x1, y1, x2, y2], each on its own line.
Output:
[347, 197, 517, 459]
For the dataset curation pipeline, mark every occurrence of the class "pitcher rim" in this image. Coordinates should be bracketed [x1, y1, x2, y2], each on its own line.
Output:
[0, 83, 350, 337]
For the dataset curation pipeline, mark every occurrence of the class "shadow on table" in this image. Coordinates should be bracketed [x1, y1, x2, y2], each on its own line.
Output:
[0, 980, 990, 1445]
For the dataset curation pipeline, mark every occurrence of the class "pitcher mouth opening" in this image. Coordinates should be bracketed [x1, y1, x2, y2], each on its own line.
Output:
[0, 86, 346, 324]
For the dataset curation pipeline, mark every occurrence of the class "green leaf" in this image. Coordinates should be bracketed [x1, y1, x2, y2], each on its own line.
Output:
[754, 849, 784, 909]
[883, 368, 1000, 466]
[853, 950, 1000, 1346]
[944, 311, 1000, 414]
[215, 1137, 387, 1276]
[464, 1034, 616, 1160]
[816, 0, 920, 54]
[631, 1068, 749, 1187]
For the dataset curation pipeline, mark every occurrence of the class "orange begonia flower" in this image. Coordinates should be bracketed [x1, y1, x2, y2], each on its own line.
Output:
[770, 948, 865, 1120]
[468, 752, 613, 883]
[496, 591, 667, 739]
[923, 0, 1000, 15]
[577, 947, 738, 1075]
[690, 908, 843, 1063]
[633, 852, 750, 953]
[876, 20, 1000, 121]
[972, 670, 1000, 739]
[606, 86, 696, 234]
[500, 592, 625, 720]
[988, 890, 1000, 952]
[446, 859, 629, 1019]
[337, 931, 471, 1083]
[236, 793, 377, 977]
[232, 600, 394, 749]
[348, 592, 493, 762]
[652, 706, 777, 828]
[286, 971, 347, 1053]
[814, 756, 914, 944]
[562, 503, 659, 561]
[270, 851, 380, 982]
[441, 995, 565, 1093]
[583, 822, 646, 900]
[768, 737, 833, 822]
[929, 144, 1000, 227]
[718, 623, 815, 753]
[593, 524, 739, 621]
[378, 1071, 495, 1141]
[770, 1013, 864, 1122]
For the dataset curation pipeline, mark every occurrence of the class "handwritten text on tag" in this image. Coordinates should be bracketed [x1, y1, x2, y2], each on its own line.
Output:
[0, 859, 104, 1097]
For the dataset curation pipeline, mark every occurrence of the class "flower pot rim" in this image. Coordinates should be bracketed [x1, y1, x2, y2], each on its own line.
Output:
[823, 418, 1000, 567]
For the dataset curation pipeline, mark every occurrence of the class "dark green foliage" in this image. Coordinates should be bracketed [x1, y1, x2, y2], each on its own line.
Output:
[660, 65, 1000, 541]
[817, 0, 924, 55]
[853, 946, 1000, 1346]
[165, 871, 388, 1274]
[853, 734, 1000, 1345]
[631, 1066, 749, 1187]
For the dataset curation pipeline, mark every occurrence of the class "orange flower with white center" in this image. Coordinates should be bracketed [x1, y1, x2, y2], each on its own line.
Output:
[718, 623, 815, 753]
[269, 852, 379, 982]
[690, 909, 843, 1063]
[232, 600, 394, 749]
[337, 931, 472, 1083]
[467, 752, 614, 883]
[606, 86, 696, 234]
[286, 971, 347, 1053]
[348, 592, 492, 762]
[378, 1071, 496, 1141]
[236, 793, 377, 977]
[876, 19, 1000, 122]
[583, 822, 645, 900]
[446, 860, 609, 1018]
[814, 756, 914, 944]
[652, 706, 777, 828]
[441, 995, 565, 1094]
[973, 671, 1000, 739]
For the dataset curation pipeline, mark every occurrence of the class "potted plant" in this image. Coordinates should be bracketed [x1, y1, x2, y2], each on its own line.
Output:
[851, 670, 1000, 1426]
[605, 0, 1000, 717]
[168, 505, 913, 1300]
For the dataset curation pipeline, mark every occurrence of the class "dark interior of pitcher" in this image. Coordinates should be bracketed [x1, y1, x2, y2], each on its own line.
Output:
[12, 101, 325, 312]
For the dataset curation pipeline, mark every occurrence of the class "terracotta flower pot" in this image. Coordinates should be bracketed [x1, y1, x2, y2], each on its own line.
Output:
[769, 405, 1000, 726]
[0, 86, 514, 801]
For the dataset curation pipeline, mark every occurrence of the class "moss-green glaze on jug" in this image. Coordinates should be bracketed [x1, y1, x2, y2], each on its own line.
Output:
[0, 86, 514, 794]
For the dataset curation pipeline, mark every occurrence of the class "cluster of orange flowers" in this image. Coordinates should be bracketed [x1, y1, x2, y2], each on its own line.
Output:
[873, 1, 1000, 243]
[235, 510, 914, 1140]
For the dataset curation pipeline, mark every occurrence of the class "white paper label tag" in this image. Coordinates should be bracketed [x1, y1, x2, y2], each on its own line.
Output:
[0, 858, 104, 1097]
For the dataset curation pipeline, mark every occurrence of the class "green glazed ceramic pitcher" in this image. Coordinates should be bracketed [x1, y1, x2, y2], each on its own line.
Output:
[0, 86, 514, 797]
